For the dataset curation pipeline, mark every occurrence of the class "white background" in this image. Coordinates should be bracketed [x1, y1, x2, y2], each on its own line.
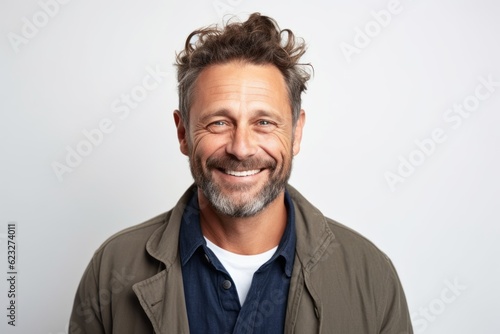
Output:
[1, 0, 499, 333]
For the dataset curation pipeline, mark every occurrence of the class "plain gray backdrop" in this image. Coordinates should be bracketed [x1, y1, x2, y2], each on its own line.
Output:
[1, 0, 499, 333]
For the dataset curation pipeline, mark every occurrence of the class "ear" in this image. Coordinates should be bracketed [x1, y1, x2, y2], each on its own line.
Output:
[173, 110, 189, 156]
[292, 110, 305, 156]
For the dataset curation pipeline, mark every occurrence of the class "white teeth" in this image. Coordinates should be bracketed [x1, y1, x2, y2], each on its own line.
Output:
[225, 169, 260, 177]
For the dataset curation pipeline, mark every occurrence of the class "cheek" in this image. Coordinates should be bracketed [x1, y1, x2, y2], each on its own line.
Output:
[260, 133, 294, 160]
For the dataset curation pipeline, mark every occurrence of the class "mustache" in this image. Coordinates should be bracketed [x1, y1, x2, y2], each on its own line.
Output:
[206, 156, 276, 171]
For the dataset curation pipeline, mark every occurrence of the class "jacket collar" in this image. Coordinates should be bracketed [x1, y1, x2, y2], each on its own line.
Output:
[146, 185, 198, 268]
[286, 184, 335, 270]
[145, 183, 334, 270]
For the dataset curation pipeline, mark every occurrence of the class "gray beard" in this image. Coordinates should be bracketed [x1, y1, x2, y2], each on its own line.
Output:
[199, 174, 287, 217]
[189, 155, 292, 218]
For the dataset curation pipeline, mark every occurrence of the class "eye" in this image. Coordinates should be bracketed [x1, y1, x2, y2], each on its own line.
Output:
[207, 120, 230, 133]
[207, 119, 229, 128]
[255, 119, 276, 133]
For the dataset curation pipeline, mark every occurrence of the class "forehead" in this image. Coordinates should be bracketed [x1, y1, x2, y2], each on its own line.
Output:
[191, 61, 290, 115]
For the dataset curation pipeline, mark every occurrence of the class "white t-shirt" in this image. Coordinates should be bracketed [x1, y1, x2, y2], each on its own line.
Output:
[205, 237, 278, 306]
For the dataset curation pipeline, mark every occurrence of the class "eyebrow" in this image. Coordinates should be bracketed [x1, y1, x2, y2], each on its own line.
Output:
[198, 109, 233, 124]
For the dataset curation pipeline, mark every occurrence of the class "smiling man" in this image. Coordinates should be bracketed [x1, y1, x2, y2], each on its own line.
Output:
[70, 13, 413, 334]
[179, 62, 298, 219]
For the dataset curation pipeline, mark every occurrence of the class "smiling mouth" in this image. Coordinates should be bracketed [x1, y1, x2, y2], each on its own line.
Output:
[222, 169, 262, 177]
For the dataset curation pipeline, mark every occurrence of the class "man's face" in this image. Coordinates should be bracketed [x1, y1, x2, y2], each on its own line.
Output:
[175, 61, 305, 217]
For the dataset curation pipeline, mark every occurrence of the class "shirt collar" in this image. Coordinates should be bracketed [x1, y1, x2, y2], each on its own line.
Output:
[179, 189, 296, 277]
[179, 192, 205, 266]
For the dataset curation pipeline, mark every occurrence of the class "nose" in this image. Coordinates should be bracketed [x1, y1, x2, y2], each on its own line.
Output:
[225, 126, 258, 160]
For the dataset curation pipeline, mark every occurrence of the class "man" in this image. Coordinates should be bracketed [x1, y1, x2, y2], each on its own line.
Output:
[70, 13, 413, 333]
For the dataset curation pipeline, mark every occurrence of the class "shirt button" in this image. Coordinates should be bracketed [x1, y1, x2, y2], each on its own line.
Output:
[222, 280, 232, 290]
[204, 253, 211, 263]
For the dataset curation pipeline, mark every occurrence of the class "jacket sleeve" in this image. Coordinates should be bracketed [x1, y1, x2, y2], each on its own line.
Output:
[69, 258, 106, 334]
[379, 260, 413, 334]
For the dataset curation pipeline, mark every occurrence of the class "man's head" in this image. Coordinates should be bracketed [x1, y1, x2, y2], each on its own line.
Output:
[175, 13, 311, 128]
[174, 13, 311, 217]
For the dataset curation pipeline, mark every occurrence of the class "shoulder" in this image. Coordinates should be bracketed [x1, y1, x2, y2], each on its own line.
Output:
[87, 186, 197, 275]
[317, 217, 404, 308]
[87, 211, 173, 281]
[93, 185, 197, 262]
[286, 186, 412, 329]
[287, 184, 395, 276]
[326, 217, 391, 264]
[94, 211, 171, 257]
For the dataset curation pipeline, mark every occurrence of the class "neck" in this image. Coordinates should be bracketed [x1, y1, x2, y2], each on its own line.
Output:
[198, 189, 287, 255]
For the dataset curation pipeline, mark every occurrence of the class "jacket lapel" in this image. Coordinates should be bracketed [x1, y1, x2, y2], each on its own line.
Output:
[133, 186, 197, 334]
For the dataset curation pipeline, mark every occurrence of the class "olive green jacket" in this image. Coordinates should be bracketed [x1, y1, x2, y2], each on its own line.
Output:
[70, 185, 413, 333]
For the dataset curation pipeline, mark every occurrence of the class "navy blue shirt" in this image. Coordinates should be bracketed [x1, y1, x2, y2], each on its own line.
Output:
[179, 190, 296, 334]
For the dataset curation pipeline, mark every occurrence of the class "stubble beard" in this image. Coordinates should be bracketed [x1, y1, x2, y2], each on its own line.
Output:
[189, 153, 292, 218]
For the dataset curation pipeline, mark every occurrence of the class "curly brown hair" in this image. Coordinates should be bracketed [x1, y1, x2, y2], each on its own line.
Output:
[175, 13, 312, 127]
